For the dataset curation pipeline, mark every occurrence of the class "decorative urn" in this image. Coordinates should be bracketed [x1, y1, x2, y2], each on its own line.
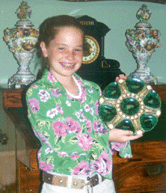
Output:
[3, 1, 39, 88]
[125, 4, 161, 85]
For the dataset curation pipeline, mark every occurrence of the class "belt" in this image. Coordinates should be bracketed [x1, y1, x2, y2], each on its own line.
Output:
[42, 171, 105, 189]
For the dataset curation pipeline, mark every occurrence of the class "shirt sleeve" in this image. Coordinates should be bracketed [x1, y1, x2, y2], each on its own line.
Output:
[109, 141, 132, 158]
[25, 85, 69, 152]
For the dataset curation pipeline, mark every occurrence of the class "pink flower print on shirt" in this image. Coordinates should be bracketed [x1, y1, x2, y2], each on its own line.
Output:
[38, 89, 50, 102]
[72, 161, 92, 175]
[37, 133, 52, 150]
[74, 76, 84, 87]
[47, 105, 63, 118]
[84, 104, 91, 112]
[78, 94, 86, 104]
[109, 145, 114, 155]
[31, 84, 38, 88]
[70, 152, 80, 160]
[93, 121, 108, 135]
[46, 108, 59, 118]
[78, 86, 87, 103]
[75, 109, 85, 122]
[82, 85, 87, 94]
[89, 108, 94, 115]
[66, 100, 71, 106]
[91, 150, 112, 176]
[88, 88, 93, 93]
[58, 151, 69, 157]
[48, 72, 57, 83]
[65, 117, 81, 133]
[124, 154, 132, 158]
[95, 100, 99, 115]
[39, 160, 54, 171]
[51, 89, 62, 97]
[85, 118, 92, 132]
[56, 104, 63, 114]
[45, 147, 53, 154]
[111, 142, 127, 152]
[77, 133, 93, 151]
[52, 121, 69, 137]
[84, 104, 94, 115]
[37, 148, 42, 159]
[28, 98, 40, 113]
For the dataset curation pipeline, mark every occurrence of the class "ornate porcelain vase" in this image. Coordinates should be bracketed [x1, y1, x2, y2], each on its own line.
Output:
[3, 1, 39, 88]
[125, 4, 161, 85]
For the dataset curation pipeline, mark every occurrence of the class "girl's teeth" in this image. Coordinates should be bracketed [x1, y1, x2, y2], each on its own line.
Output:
[61, 63, 75, 67]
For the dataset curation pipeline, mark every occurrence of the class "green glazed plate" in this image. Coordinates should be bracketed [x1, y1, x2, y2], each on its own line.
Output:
[99, 78, 161, 135]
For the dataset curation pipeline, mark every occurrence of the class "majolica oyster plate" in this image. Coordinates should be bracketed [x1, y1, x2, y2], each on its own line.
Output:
[99, 78, 161, 135]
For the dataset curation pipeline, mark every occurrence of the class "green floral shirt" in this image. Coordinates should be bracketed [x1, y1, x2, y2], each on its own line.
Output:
[26, 69, 132, 180]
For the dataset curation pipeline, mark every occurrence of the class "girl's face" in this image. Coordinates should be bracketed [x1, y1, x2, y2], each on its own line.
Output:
[40, 26, 83, 80]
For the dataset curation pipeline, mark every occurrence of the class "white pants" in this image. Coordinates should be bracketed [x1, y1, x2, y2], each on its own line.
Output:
[40, 172, 116, 193]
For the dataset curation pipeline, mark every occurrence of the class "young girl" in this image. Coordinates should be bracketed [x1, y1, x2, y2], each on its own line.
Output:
[26, 15, 142, 193]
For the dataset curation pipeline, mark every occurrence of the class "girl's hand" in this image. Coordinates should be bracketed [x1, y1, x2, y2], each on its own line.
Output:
[109, 129, 143, 143]
[115, 74, 127, 82]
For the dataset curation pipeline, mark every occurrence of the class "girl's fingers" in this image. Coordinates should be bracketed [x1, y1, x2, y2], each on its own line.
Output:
[115, 75, 127, 81]
[109, 129, 143, 142]
[126, 134, 143, 141]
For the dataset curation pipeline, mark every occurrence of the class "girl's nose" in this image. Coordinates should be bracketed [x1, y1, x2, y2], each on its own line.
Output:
[65, 50, 75, 60]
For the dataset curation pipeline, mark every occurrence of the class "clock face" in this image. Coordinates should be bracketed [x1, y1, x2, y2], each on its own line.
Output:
[82, 35, 100, 64]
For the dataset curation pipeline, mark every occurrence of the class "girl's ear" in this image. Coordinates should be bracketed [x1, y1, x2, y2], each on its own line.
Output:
[40, 42, 48, 57]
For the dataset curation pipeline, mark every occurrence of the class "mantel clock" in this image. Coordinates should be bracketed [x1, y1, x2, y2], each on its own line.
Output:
[77, 15, 110, 65]
[76, 15, 124, 90]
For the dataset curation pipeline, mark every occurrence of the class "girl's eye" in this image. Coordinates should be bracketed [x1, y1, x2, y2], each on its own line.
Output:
[58, 47, 65, 50]
[75, 48, 82, 52]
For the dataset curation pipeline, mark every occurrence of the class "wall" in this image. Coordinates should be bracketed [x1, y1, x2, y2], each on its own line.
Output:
[0, 0, 166, 85]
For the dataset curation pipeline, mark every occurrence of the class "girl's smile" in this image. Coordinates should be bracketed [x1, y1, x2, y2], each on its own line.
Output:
[60, 62, 75, 68]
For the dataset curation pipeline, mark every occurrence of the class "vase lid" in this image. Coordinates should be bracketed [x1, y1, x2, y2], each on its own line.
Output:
[14, 1, 34, 29]
[135, 21, 152, 29]
[134, 5, 152, 29]
[15, 20, 34, 29]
